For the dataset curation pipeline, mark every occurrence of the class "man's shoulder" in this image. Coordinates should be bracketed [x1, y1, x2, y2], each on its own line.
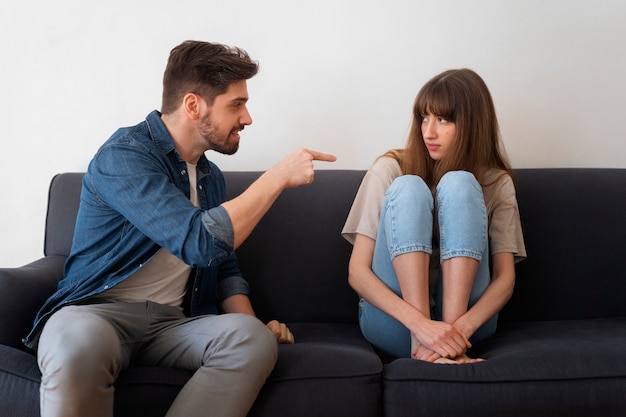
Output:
[98, 119, 153, 152]
[92, 113, 172, 167]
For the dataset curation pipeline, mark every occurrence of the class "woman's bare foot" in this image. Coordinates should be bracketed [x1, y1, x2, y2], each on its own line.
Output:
[411, 336, 442, 362]
[434, 354, 484, 364]
[433, 357, 458, 364]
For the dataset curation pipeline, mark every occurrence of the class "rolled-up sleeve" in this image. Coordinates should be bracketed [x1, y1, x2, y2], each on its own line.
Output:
[216, 275, 250, 300]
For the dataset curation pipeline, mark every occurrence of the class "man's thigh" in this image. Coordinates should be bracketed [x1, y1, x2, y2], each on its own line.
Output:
[138, 307, 268, 371]
[38, 302, 152, 372]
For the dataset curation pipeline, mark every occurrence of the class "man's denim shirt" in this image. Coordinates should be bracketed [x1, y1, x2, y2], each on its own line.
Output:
[24, 110, 248, 349]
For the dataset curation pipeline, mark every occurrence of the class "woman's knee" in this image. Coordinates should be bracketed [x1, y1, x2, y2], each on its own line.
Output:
[383, 175, 433, 216]
[387, 175, 430, 200]
[436, 171, 485, 221]
[437, 171, 481, 199]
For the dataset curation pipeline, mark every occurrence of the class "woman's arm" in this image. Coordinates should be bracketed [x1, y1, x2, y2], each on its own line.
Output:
[453, 252, 515, 339]
[348, 234, 470, 359]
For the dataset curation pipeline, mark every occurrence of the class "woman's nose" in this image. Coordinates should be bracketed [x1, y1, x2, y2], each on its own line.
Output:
[422, 121, 436, 138]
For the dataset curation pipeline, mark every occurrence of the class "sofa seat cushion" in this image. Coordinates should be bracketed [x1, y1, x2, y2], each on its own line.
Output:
[118, 323, 387, 417]
[250, 322, 383, 417]
[0, 345, 40, 417]
[383, 317, 626, 417]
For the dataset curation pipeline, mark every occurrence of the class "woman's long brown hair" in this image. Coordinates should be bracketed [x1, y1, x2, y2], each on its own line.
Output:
[384, 69, 514, 188]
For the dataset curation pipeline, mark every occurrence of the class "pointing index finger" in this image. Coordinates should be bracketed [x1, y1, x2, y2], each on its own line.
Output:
[307, 149, 337, 162]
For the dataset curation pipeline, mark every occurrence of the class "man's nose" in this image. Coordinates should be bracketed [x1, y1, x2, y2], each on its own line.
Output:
[241, 107, 253, 126]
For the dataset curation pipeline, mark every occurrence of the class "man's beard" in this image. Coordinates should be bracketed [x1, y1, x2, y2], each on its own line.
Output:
[198, 113, 242, 155]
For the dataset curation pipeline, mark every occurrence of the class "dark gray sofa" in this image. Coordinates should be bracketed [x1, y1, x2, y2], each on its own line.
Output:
[1, 168, 626, 417]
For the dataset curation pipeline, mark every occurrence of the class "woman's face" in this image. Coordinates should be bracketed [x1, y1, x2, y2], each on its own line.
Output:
[421, 112, 457, 160]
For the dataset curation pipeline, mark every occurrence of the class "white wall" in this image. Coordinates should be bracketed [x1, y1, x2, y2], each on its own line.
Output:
[1, 0, 625, 267]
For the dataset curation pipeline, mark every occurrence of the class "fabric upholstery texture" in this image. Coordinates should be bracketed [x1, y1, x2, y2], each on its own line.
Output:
[502, 169, 626, 323]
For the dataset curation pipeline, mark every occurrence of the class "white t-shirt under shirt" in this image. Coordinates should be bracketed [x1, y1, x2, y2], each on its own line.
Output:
[341, 156, 526, 262]
[94, 162, 200, 309]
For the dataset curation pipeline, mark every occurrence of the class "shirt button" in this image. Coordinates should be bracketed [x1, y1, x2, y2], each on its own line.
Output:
[181, 169, 187, 175]
[198, 185, 203, 190]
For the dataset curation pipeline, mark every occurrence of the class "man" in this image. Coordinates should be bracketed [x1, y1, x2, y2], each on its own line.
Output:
[24, 40, 336, 417]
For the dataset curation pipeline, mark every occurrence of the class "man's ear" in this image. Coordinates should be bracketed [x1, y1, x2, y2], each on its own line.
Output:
[182, 93, 202, 121]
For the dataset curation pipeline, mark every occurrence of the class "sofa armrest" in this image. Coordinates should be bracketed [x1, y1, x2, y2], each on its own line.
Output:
[0, 256, 65, 352]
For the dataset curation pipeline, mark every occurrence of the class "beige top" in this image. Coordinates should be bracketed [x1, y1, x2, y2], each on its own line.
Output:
[341, 157, 526, 263]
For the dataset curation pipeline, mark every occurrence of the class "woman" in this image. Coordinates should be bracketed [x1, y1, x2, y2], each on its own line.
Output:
[342, 69, 526, 363]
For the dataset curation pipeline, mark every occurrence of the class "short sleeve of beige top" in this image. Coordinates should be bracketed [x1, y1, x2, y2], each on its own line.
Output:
[341, 157, 527, 263]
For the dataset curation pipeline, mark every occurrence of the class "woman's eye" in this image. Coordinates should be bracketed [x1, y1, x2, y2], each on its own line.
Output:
[438, 117, 449, 124]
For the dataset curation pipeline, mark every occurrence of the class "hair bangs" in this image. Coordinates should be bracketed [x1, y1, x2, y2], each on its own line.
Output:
[415, 76, 459, 123]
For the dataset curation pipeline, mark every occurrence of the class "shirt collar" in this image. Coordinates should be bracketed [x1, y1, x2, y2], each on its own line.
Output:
[145, 110, 176, 154]
[145, 110, 211, 177]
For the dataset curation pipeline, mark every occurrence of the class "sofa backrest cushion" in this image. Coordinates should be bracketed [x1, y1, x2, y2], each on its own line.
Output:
[224, 170, 364, 324]
[501, 168, 626, 323]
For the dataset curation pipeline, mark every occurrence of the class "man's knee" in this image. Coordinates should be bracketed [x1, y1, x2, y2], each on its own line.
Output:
[38, 306, 122, 382]
[231, 314, 277, 358]
[209, 314, 277, 373]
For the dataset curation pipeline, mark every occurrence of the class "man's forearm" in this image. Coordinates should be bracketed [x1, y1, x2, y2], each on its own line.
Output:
[219, 294, 256, 316]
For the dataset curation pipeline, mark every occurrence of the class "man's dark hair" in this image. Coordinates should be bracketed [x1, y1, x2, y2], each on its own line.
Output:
[161, 40, 259, 114]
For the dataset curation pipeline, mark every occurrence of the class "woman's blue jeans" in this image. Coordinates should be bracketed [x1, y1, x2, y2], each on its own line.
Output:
[359, 171, 497, 358]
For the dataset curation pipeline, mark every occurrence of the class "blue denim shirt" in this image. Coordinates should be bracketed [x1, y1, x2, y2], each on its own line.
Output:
[24, 110, 249, 349]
